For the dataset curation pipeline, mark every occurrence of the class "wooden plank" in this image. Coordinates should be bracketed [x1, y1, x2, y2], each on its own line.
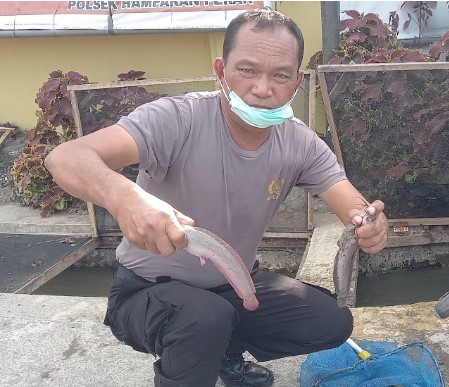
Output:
[307, 72, 317, 231]
[317, 72, 344, 166]
[387, 233, 449, 248]
[263, 232, 311, 240]
[0, 127, 15, 150]
[69, 89, 84, 138]
[15, 237, 101, 294]
[87, 202, 99, 238]
[67, 76, 217, 92]
[318, 62, 449, 73]
[260, 232, 311, 249]
[0, 234, 100, 294]
[388, 218, 449, 226]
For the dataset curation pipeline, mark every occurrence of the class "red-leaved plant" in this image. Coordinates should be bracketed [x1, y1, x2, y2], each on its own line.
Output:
[11, 69, 165, 217]
[317, 8, 449, 218]
[11, 70, 88, 216]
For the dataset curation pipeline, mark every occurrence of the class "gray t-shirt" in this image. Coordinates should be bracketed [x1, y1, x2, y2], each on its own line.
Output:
[116, 91, 346, 288]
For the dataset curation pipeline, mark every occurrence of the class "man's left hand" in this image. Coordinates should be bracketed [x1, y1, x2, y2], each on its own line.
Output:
[350, 200, 388, 254]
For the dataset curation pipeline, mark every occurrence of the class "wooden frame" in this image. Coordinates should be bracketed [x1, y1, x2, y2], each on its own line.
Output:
[317, 62, 449, 238]
[68, 73, 319, 239]
[0, 126, 15, 150]
[306, 70, 317, 232]
[68, 76, 217, 237]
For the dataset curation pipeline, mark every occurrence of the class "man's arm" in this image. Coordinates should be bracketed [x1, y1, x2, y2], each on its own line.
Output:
[318, 179, 388, 254]
[45, 124, 194, 255]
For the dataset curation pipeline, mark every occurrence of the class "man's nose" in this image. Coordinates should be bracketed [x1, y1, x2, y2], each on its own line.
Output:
[252, 74, 273, 98]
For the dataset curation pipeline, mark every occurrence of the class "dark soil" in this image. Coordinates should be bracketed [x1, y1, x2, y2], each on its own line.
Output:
[0, 127, 23, 204]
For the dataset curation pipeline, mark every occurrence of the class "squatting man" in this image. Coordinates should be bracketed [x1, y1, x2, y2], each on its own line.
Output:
[45, 8, 388, 387]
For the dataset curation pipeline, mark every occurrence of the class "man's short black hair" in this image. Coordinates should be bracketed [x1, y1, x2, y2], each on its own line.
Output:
[223, 8, 305, 69]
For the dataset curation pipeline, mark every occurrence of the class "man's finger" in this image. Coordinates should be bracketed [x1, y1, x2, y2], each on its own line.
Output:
[163, 210, 192, 250]
[174, 209, 195, 226]
[369, 200, 385, 214]
[154, 233, 177, 256]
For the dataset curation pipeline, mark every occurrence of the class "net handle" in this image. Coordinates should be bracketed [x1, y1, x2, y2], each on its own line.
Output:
[346, 338, 371, 360]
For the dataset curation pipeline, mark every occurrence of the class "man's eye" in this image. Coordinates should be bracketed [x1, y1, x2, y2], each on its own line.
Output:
[275, 73, 289, 79]
[239, 68, 254, 74]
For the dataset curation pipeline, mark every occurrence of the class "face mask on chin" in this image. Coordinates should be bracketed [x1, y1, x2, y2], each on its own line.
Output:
[218, 72, 297, 129]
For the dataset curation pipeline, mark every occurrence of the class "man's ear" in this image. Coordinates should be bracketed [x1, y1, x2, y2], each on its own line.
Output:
[213, 57, 225, 80]
[295, 70, 304, 88]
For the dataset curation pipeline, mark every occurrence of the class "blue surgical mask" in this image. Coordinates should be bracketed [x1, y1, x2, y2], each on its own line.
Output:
[218, 74, 297, 128]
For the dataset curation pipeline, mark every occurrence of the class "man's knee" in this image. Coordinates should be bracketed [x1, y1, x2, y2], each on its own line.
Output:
[148, 284, 239, 356]
[163, 290, 239, 348]
[332, 306, 353, 344]
[309, 306, 353, 352]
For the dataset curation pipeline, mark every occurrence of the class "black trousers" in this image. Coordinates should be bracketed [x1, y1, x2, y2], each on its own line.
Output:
[104, 264, 353, 387]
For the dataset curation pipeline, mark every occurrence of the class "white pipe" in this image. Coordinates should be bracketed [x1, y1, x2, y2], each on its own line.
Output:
[346, 338, 371, 360]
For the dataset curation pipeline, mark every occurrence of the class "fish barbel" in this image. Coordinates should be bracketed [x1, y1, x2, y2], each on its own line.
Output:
[184, 226, 259, 311]
[333, 212, 374, 307]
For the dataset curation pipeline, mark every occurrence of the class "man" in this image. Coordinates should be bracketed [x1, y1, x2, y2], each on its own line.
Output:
[45, 8, 388, 387]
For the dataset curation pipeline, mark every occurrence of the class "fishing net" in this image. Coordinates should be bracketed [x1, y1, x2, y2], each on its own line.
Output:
[299, 340, 445, 386]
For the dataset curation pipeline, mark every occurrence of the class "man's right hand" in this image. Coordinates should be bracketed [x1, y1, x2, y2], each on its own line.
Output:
[45, 124, 194, 256]
[112, 185, 195, 256]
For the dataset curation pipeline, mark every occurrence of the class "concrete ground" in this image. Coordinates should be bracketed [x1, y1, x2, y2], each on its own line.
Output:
[1, 203, 449, 386]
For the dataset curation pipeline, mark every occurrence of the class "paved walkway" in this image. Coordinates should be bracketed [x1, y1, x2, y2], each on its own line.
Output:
[1, 203, 448, 386]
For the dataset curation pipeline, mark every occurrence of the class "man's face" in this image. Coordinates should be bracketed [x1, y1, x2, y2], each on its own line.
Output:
[220, 22, 303, 110]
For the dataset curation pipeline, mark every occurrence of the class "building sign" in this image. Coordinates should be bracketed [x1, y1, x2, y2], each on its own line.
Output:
[0, 1, 268, 35]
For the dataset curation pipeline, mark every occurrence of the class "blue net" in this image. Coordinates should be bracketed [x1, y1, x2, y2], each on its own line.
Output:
[299, 341, 445, 387]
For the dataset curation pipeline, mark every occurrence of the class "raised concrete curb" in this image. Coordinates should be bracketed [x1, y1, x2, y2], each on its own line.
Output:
[296, 211, 342, 291]
[0, 204, 91, 235]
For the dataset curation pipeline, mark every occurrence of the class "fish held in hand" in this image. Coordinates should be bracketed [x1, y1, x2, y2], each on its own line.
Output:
[333, 212, 374, 308]
[184, 226, 259, 311]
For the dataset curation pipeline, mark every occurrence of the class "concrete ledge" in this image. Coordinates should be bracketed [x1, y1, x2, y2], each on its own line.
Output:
[0, 293, 304, 387]
[0, 204, 91, 235]
[2, 294, 448, 386]
[296, 211, 342, 291]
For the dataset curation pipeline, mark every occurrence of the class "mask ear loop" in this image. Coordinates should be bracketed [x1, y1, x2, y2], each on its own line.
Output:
[287, 89, 299, 105]
[216, 68, 232, 102]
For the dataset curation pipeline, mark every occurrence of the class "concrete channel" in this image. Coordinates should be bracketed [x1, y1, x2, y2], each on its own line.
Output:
[1, 202, 449, 386]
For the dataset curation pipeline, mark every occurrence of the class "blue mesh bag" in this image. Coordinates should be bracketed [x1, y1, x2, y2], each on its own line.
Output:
[299, 340, 445, 386]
